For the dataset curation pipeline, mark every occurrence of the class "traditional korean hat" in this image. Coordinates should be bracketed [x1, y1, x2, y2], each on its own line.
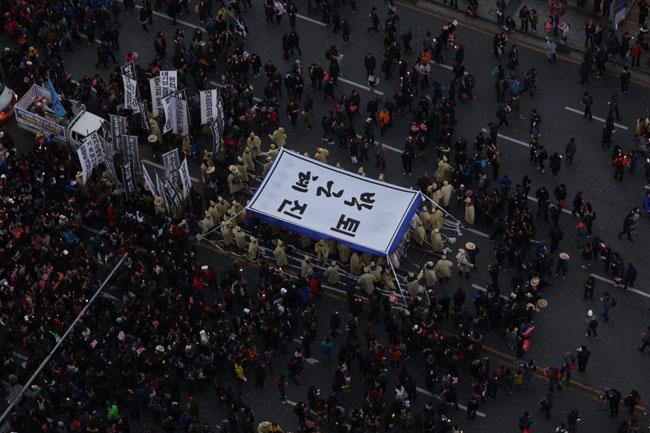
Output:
[465, 242, 476, 250]
[148, 134, 157, 143]
[559, 252, 570, 260]
[530, 276, 540, 287]
[537, 299, 548, 308]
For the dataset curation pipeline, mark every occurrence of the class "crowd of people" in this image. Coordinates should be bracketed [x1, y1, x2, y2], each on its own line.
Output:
[0, 0, 647, 433]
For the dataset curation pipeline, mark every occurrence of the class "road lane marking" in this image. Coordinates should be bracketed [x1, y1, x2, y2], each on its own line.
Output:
[564, 106, 629, 130]
[481, 128, 529, 148]
[590, 273, 650, 299]
[415, 386, 487, 417]
[296, 13, 327, 26]
[464, 227, 490, 238]
[526, 195, 574, 215]
[337, 77, 385, 95]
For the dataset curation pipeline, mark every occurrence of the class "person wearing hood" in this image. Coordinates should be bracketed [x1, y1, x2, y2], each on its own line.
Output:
[301, 255, 314, 278]
[248, 236, 259, 261]
[324, 261, 341, 286]
[435, 255, 453, 281]
[456, 248, 474, 278]
[423, 261, 437, 289]
[405, 271, 423, 296]
[269, 126, 287, 147]
[274, 240, 288, 267]
[430, 228, 444, 253]
[315, 239, 330, 264]
[359, 266, 376, 295]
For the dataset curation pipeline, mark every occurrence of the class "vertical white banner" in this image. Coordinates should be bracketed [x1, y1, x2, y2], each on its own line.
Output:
[199, 89, 219, 125]
[179, 158, 192, 199]
[149, 77, 162, 118]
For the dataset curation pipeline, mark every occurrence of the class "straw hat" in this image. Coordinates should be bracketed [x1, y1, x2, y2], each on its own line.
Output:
[206, 166, 216, 174]
[537, 299, 548, 308]
[144, 182, 151, 192]
[154, 196, 164, 206]
[229, 165, 239, 175]
[559, 252, 570, 260]
[148, 134, 157, 143]
[526, 303, 536, 311]
[155, 345, 165, 353]
[530, 276, 540, 287]
[465, 242, 476, 251]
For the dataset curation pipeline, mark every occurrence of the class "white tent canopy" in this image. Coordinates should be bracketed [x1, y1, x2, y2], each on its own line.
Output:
[245, 149, 422, 256]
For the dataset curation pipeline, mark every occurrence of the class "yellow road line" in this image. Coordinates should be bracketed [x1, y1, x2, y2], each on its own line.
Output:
[394, 0, 650, 88]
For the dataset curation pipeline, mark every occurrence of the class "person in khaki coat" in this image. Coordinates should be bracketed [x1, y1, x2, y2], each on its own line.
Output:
[236, 156, 249, 183]
[274, 240, 288, 267]
[262, 156, 274, 176]
[248, 236, 259, 261]
[338, 243, 350, 264]
[358, 267, 375, 295]
[216, 196, 230, 221]
[227, 166, 244, 195]
[233, 226, 247, 250]
[299, 234, 312, 249]
[413, 219, 426, 245]
[419, 206, 432, 230]
[207, 200, 220, 223]
[369, 261, 383, 283]
[440, 181, 454, 207]
[314, 147, 329, 164]
[405, 271, 423, 296]
[324, 261, 341, 286]
[247, 132, 261, 157]
[349, 252, 361, 276]
[269, 127, 287, 147]
[430, 229, 444, 253]
[231, 201, 246, 225]
[201, 212, 215, 235]
[434, 155, 453, 183]
[464, 197, 475, 225]
[315, 239, 330, 264]
[430, 208, 444, 231]
[221, 221, 234, 246]
[242, 147, 255, 171]
[301, 256, 314, 279]
[154, 196, 167, 217]
[434, 255, 453, 281]
[382, 269, 396, 291]
[456, 248, 474, 278]
[423, 261, 437, 289]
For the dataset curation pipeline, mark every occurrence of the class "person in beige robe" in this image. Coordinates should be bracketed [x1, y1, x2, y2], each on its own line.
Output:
[216, 197, 230, 221]
[405, 272, 423, 296]
[434, 256, 453, 281]
[227, 166, 244, 195]
[413, 220, 426, 245]
[315, 148, 329, 163]
[221, 221, 234, 246]
[233, 226, 247, 250]
[262, 156, 274, 176]
[201, 212, 215, 235]
[419, 206, 432, 230]
[324, 261, 341, 286]
[338, 243, 350, 264]
[274, 240, 288, 267]
[382, 269, 396, 291]
[430, 209, 444, 231]
[315, 240, 330, 264]
[434, 156, 453, 183]
[440, 181, 454, 207]
[269, 127, 287, 147]
[430, 229, 444, 253]
[236, 157, 249, 183]
[369, 261, 383, 283]
[242, 147, 255, 171]
[464, 198, 475, 225]
[248, 236, 259, 261]
[301, 256, 314, 279]
[247, 132, 261, 158]
[350, 252, 361, 276]
[358, 267, 375, 295]
[423, 262, 437, 289]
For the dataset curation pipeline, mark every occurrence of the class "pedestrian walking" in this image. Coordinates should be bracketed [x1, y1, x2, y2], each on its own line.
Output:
[277, 375, 288, 401]
[530, 109, 542, 137]
[402, 148, 413, 176]
[600, 291, 616, 322]
[638, 326, 650, 352]
[618, 212, 635, 240]
[585, 310, 598, 339]
[540, 393, 553, 419]
[565, 138, 576, 166]
[546, 37, 557, 62]
[518, 411, 533, 433]
[583, 276, 595, 299]
[620, 66, 631, 94]
[577, 346, 590, 372]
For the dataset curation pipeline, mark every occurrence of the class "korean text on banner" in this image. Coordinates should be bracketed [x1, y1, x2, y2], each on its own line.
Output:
[142, 163, 157, 198]
[179, 158, 192, 199]
[122, 135, 142, 174]
[199, 89, 219, 125]
[122, 76, 139, 110]
[155, 172, 169, 213]
[162, 148, 181, 184]
[110, 114, 127, 154]
[246, 149, 422, 256]
[159, 70, 178, 97]
[149, 77, 162, 117]
[210, 120, 221, 154]
[75, 132, 104, 185]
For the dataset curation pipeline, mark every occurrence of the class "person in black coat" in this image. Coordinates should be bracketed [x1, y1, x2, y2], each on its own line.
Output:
[577, 345, 591, 372]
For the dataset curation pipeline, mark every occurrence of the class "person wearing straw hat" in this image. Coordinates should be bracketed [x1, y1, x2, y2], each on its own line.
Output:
[315, 239, 330, 264]
[233, 226, 247, 250]
[221, 221, 234, 246]
[430, 228, 444, 253]
[324, 261, 341, 286]
[301, 255, 314, 279]
[148, 134, 161, 159]
[207, 200, 220, 223]
[200, 156, 213, 184]
[227, 165, 244, 195]
[215, 196, 230, 221]
[150, 118, 162, 143]
[465, 242, 479, 265]
[556, 252, 570, 279]
[248, 236, 259, 261]
[359, 266, 376, 295]
[456, 248, 474, 279]
[434, 155, 453, 183]
[273, 240, 288, 267]
[154, 196, 167, 217]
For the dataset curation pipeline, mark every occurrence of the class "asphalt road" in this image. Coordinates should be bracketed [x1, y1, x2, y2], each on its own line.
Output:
[2, 0, 650, 431]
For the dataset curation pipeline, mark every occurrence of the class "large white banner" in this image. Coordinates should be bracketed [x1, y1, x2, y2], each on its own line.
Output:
[76, 132, 104, 185]
[199, 89, 219, 125]
[246, 149, 422, 256]
[159, 70, 177, 97]
[179, 158, 192, 199]
[149, 77, 162, 117]
[122, 76, 139, 110]
[161, 93, 188, 135]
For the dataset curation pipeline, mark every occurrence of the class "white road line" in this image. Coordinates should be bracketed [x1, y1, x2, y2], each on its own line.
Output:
[464, 227, 490, 238]
[564, 106, 629, 130]
[481, 128, 529, 148]
[472, 284, 509, 300]
[337, 77, 384, 95]
[589, 273, 650, 299]
[143, 158, 200, 183]
[354, 135, 402, 154]
[526, 195, 573, 215]
[296, 13, 327, 26]
[645, 184, 650, 190]
[416, 387, 487, 417]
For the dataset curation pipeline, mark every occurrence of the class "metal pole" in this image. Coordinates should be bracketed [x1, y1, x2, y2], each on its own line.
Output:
[422, 193, 461, 225]
[387, 254, 409, 307]
[0, 253, 129, 426]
